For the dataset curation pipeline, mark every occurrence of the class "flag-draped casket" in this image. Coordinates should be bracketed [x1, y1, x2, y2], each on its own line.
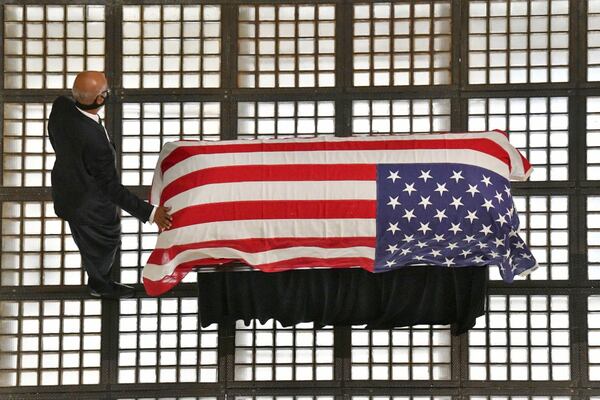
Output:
[143, 130, 537, 296]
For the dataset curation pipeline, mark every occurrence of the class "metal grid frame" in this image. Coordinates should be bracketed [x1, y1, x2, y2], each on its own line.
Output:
[0, 0, 599, 399]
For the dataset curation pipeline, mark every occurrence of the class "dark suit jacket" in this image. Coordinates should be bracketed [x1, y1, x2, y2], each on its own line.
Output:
[48, 96, 153, 225]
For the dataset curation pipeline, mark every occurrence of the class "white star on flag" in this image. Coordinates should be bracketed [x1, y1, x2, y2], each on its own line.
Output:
[385, 259, 396, 268]
[386, 244, 399, 254]
[402, 208, 416, 222]
[494, 191, 504, 203]
[450, 170, 464, 183]
[495, 214, 508, 227]
[387, 222, 400, 235]
[463, 235, 476, 243]
[417, 222, 432, 235]
[387, 170, 401, 183]
[481, 175, 492, 186]
[481, 198, 494, 211]
[443, 257, 455, 267]
[460, 249, 472, 258]
[450, 196, 464, 209]
[403, 182, 417, 196]
[446, 242, 458, 250]
[402, 234, 415, 243]
[430, 249, 442, 257]
[418, 169, 433, 182]
[387, 196, 401, 209]
[479, 224, 493, 236]
[418, 195, 432, 209]
[434, 182, 449, 196]
[434, 208, 448, 222]
[466, 184, 480, 197]
[464, 210, 479, 223]
[448, 222, 463, 234]
[493, 237, 505, 247]
[433, 234, 445, 242]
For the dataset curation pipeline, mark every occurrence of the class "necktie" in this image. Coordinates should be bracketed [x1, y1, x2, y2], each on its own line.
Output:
[97, 116, 113, 144]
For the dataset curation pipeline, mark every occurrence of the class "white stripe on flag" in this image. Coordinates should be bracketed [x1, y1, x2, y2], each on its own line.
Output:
[150, 131, 526, 202]
[143, 245, 376, 281]
[155, 218, 376, 249]
[160, 149, 509, 190]
[165, 181, 377, 214]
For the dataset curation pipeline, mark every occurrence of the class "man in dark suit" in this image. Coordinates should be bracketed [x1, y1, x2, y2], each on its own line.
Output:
[48, 71, 172, 298]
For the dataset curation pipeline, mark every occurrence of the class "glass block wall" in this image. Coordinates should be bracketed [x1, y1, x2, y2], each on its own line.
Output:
[0, 1, 596, 399]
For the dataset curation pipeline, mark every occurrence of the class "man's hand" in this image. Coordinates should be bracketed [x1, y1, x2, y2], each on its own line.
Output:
[154, 206, 173, 230]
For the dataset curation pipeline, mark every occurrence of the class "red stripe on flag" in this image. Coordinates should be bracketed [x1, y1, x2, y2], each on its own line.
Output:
[143, 257, 375, 296]
[147, 236, 377, 265]
[169, 200, 377, 228]
[161, 138, 512, 174]
[492, 129, 510, 138]
[519, 152, 532, 175]
[143, 258, 232, 296]
[160, 164, 376, 204]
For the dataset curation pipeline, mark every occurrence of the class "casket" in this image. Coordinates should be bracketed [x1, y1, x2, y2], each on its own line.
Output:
[143, 130, 537, 296]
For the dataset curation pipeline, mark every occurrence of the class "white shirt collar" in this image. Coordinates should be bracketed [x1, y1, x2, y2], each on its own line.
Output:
[76, 106, 100, 123]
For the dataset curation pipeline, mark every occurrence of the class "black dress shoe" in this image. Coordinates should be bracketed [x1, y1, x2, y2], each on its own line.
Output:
[112, 282, 135, 298]
[89, 282, 135, 299]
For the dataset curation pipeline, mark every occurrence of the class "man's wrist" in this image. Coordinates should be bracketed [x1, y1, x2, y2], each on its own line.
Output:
[148, 206, 157, 224]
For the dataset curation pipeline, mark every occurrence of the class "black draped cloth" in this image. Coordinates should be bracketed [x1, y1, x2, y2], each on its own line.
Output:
[197, 266, 487, 335]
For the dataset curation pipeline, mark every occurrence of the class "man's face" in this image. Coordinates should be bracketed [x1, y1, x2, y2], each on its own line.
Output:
[96, 76, 109, 106]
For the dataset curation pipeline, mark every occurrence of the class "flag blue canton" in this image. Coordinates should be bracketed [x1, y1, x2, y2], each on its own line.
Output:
[374, 163, 537, 282]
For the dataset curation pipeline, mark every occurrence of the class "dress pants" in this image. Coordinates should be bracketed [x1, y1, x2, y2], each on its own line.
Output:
[68, 219, 121, 292]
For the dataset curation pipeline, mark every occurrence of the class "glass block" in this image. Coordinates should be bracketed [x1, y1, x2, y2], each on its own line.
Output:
[2, 103, 65, 187]
[118, 297, 217, 383]
[589, 0, 600, 81]
[234, 320, 334, 381]
[352, 99, 451, 134]
[589, 196, 600, 280]
[468, 0, 569, 84]
[238, 4, 335, 88]
[0, 299, 101, 386]
[4, 5, 105, 89]
[351, 325, 452, 380]
[1, 201, 85, 286]
[237, 101, 335, 139]
[468, 295, 570, 381]
[587, 97, 600, 180]
[353, 1, 452, 86]
[122, 5, 221, 88]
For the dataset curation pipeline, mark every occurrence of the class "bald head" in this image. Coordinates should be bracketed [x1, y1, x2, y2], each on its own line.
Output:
[72, 71, 108, 108]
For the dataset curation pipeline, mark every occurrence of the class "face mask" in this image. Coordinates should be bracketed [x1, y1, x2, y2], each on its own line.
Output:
[75, 92, 108, 110]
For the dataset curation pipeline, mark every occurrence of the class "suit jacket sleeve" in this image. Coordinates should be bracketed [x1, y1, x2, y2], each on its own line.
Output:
[83, 135, 153, 222]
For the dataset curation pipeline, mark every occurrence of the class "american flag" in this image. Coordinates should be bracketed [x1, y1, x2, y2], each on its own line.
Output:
[143, 130, 537, 295]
